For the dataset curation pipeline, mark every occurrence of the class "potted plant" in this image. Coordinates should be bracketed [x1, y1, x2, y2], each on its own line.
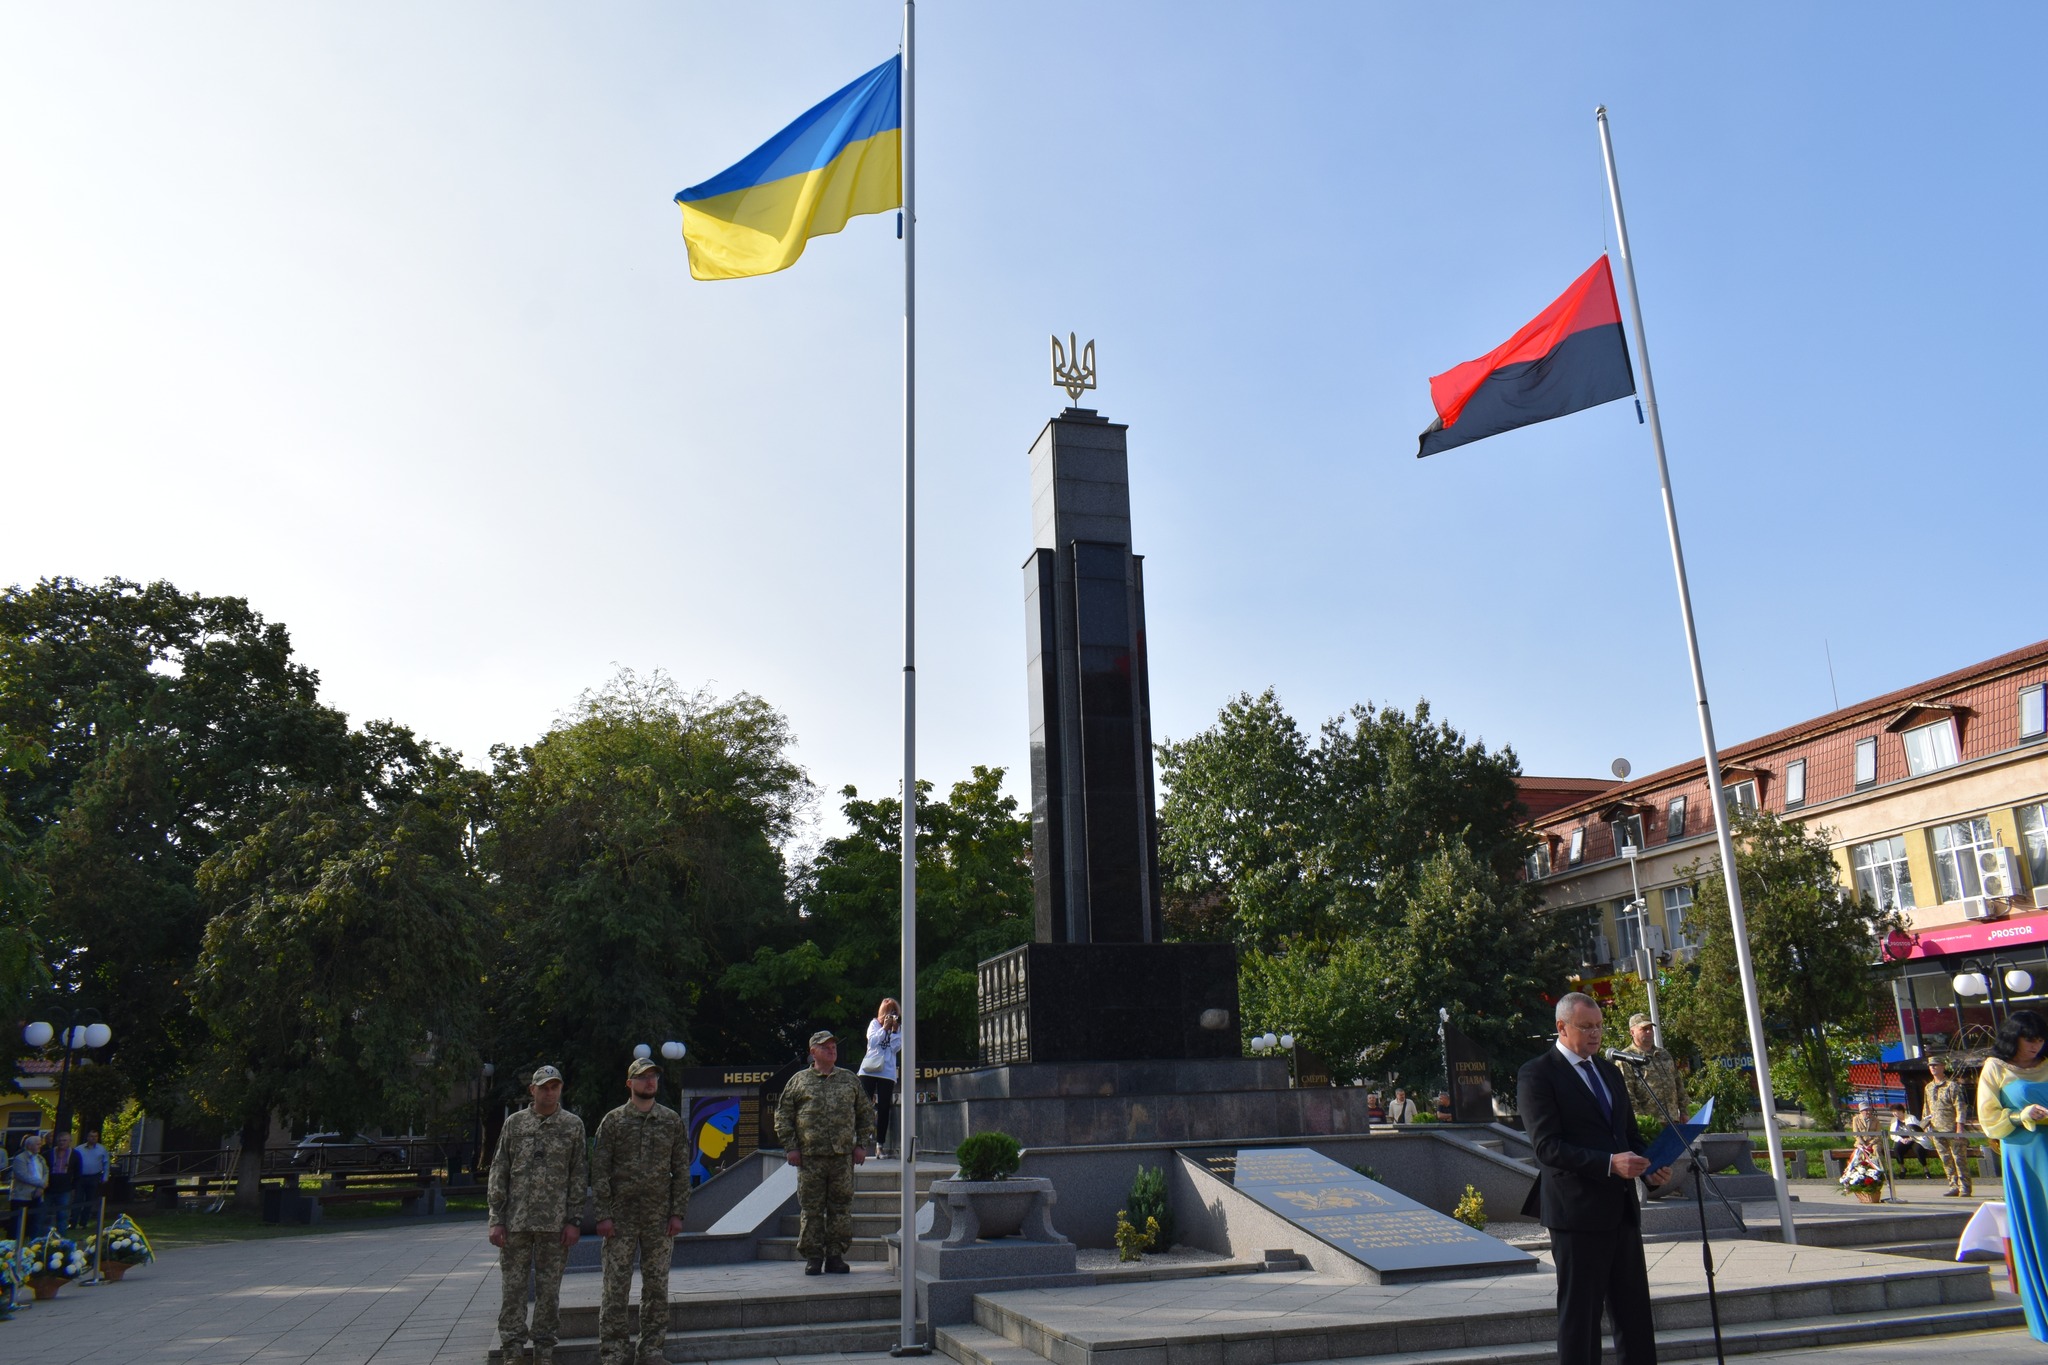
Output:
[925, 1132, 1062, 1245]
[95, 1215, 156, 1282]
[24, 1231, 87, 1298]
[1838, 1144, 1885, 1203]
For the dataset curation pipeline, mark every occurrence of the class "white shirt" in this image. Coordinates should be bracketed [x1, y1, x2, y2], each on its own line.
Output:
[859, 1018, 902, 1081]
[1555, 1039, 1612, 1109]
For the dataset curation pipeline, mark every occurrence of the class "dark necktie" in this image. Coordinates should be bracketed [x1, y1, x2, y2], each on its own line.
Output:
[1578, 1059, 1613, 1122]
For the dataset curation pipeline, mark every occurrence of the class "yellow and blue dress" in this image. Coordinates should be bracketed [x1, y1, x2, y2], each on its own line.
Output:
[1978, 1055, 2048, 1341]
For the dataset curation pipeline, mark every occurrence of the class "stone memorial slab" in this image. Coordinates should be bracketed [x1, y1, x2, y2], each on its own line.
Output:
[1191, 1146, 1536, 1280]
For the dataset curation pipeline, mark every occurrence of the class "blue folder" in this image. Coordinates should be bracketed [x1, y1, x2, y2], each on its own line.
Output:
[1641, 1098, 1715, 1172]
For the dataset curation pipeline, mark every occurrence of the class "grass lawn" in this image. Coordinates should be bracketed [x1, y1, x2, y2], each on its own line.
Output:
[103, 1187, 489, 1249]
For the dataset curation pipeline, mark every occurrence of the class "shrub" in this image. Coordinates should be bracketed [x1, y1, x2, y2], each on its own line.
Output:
[1352, 1164, 1380, 1183]
[1127, 1165, 1175, 1251]
[955, 1131, 1022, 1182]
[1452, 1184, 1487, 1230]
[1114, 1209, 1159, 1262]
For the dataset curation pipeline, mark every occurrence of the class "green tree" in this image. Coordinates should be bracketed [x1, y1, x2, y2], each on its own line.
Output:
[191, 728, 489, 1208]
[0, 577, 357, 1110]
[1665, 811, 1897, 1122]
[1164, 689, 1583, 1088]
[483, 672, 810, 1119]
[0, 776, 53, 1088]
[1159, 691, 1537, 951]
[722, 766, 1034, 1060]
[1239, 843, 1587, 1086]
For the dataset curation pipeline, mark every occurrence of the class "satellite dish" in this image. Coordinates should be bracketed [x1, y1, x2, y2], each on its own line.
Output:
[1611, 757, 1632, 779]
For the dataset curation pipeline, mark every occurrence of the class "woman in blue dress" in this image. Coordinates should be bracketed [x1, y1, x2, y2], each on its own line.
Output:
[1977, 1008, 2048, 1341]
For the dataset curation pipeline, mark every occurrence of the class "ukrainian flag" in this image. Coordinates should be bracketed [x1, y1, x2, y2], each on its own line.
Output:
[675, 57, 902, 281]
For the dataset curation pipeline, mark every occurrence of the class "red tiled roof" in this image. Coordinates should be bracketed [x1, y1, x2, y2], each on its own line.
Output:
[1538, 637, 2048, 825]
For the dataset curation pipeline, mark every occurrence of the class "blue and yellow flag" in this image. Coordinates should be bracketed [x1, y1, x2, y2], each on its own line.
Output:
[675, 57, 902, 281]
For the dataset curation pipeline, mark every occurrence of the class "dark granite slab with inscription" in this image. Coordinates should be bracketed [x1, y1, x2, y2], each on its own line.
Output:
[1190, 1146, 1536, 1281]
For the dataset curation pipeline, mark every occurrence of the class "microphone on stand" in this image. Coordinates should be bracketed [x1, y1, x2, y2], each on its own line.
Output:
[1605, 1048, 1651, 1067]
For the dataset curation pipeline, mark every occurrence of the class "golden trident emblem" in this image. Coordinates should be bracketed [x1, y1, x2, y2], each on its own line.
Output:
[1051, 333, 1096, 404]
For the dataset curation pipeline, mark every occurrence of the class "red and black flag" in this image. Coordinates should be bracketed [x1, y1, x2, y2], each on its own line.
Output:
[1416, 257, 1636, 457]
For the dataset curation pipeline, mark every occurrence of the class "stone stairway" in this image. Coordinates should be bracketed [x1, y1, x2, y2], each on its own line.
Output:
[754, 1160, 948, 1263]
[1756, 1203, 1989, 1261]
[933, 1242, 2018, 1365]
[487, 1281, 903, 1365]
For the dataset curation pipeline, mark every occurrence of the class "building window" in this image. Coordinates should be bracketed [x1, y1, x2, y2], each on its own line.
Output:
[1724, 779, 1757, 815]
[2019, 803, 2048, 890]
[1855, 737, 1878, 788]
[1615, 900, 1645, 961]
[1525, 841, 1552, 880]
[1667, 796, 1687, 839]
[1851, 836, 1917, 911]
[1568, 828, 1585, 866]
[1611, 813, 1645, 857]
[2024, 685, 2047, 741]
[1903, 719, 1961, 777]
[1932, 817, 1997, 903]
[1663, 885, 1698, 948]
[1784, 759, 1806, 809]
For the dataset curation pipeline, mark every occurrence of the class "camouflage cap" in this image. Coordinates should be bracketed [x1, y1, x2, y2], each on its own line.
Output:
[808, 1029, 838, 1049]
[627, 1057, 661, 1078]
[530, 1064, 564, 1086]
[1627, 1013, 1654, 1030]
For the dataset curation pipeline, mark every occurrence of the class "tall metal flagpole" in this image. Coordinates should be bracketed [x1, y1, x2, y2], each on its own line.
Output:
[895, 1, 928, 1352]
[1595, 105, 1798, 1245]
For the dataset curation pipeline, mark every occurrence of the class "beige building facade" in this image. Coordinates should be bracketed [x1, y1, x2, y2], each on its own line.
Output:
[1522, 640, 2048, 1054]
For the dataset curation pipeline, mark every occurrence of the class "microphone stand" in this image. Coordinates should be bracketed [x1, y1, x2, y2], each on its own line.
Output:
[1613, 1054, 1731, 1365]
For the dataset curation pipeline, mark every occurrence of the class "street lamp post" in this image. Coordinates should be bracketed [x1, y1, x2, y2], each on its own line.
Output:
[1620, 844, 1663, 1044]
[472, 1062, 495, 1184]
[23, 1008, 112, 1138]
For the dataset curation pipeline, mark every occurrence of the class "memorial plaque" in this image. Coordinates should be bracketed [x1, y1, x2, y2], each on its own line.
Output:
[1193, 1147, 1535, 1280]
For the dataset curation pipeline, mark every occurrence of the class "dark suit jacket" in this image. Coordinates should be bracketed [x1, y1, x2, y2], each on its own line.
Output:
[1517, 1045, 1647, 1232]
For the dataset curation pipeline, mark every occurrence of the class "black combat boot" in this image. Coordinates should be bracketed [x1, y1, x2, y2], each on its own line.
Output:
[825, 1255, 851, 1274]
[804, 1257, 824, 1275]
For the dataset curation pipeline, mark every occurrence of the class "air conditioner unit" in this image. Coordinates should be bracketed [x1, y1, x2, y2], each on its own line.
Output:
[1646, 924, 1667, 954]
[1962, 896, 1996, 922]
[1587, 933, 1613, 966]
[1672, 944, 1701, 964]
[1979, 848, 2020, 899]
[2035, 886, 2048, 912]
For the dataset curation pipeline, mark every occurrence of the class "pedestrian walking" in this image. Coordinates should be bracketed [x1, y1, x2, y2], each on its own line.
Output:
[10, 1133, 48, 1238]
[856, 998, 903, 1156]
[593, 1057, 690, 1365]
[1925, 1057, 1975, 1196]
[774, 1029, 876, 1276]
[1385, 1088, 1418, 1123]
[488, 1065, 587, 1365]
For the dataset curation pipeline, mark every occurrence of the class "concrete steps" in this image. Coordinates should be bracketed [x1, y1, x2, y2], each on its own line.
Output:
[487, 1283, 901, 1365]
[754, 1158, 950, 1265]
[941, 1255, 2007, 1365]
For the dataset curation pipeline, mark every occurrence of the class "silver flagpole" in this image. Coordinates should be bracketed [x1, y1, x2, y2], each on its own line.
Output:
[895, 0, 927, 1352]
[1595, 105, 1797, 1244]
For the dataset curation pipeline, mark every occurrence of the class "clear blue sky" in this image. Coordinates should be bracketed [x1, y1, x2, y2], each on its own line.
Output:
[4, 3, 2041, 824]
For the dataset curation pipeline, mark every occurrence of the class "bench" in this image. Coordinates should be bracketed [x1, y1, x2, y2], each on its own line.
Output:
[264, 1181, 445, 1225]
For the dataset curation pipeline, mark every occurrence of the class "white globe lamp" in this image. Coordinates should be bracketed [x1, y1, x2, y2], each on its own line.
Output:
[22, 1021, 53, 1048]
[633, 1043, 652, 1059]
[2008, 970, 2035, 995]
[660, 1040, 686, 1061]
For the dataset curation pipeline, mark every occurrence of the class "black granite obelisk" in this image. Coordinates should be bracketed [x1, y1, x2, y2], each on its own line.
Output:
[974, 407, 1239, 1066]
[1022, 408, 1161, 944]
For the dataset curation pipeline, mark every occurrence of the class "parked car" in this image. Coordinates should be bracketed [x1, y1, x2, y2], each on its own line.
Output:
[289, 1132, 409, 1171]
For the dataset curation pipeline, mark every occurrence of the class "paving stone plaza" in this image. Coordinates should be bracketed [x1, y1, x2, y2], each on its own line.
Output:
[6, 1192, 2046, 1365]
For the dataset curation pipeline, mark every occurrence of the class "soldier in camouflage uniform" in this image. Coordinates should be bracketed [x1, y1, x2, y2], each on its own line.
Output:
[488, 1065, 587, 1364]
[593, 1057, 691, 1365]
[775, 1029, 876, 1275]
[1618, 1013, 1689, 1123]
[1924, 1057, 1974, 1196]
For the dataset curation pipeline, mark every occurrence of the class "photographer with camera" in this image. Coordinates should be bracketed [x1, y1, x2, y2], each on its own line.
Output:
[858, 997, 904, 1157]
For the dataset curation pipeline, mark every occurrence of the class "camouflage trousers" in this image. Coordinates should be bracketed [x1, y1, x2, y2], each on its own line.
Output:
[796, 1156, 855, 1259]
[600, 1219, 674, 1364]
[1932, 1132, 1974, 1192]
[499, 1231, 569, 1353]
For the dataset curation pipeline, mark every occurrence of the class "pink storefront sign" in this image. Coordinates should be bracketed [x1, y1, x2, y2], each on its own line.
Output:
[1894, 912, 2048, 960]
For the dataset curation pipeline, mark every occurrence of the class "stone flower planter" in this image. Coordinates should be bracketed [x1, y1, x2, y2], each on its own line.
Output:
[925, 1176, 1061, 1246]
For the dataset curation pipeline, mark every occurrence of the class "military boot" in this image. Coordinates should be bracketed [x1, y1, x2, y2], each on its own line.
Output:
[825, 1255, 851, 1274]
[804, 1257, 823, 1275]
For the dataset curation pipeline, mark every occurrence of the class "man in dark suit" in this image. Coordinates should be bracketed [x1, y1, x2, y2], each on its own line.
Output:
[1518, 990, 1670, 1365]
